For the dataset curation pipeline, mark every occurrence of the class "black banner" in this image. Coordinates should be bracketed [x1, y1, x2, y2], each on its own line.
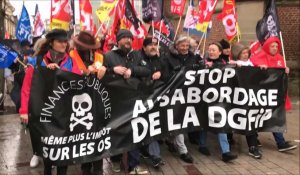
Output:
[29, 66, 287, 165]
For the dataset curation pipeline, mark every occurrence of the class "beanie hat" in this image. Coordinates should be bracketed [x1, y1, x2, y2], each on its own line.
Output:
[219, 39, 230, 49]
[116, 29, 133, 42]
[143, 37, 158, 47]
[231, 42, 249, 60]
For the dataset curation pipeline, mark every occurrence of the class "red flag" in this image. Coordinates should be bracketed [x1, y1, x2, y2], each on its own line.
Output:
[79, 0, 94, 31]
[196, 0, 217, 33]
[111, 0, 125, 36]
[217, 0, 241, 44]
[51, 0, 72, 30]
[33, 4, 45, 37]
[4, 31, 10, 39]
[131, 24, 148, 50]
[171, 0, 186, 16]
[249, 40, 261, 56]
[124, 0, 147, 50]
[92, 24, 97, 36]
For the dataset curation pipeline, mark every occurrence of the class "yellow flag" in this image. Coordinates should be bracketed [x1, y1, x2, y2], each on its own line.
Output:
[51, 19, 70, 31]
[195, 22, 209, 33]
[95, 0, 117, 23]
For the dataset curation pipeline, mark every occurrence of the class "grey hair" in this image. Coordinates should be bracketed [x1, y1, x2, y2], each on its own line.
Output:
[175, 35, 190, 45]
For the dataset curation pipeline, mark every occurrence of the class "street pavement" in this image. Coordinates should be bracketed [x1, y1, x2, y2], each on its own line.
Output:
[0, 97, 299, 175]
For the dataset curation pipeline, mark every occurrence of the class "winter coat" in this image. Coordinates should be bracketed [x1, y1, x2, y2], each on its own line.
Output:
[103, 48, 151, 79]
[250, 37, 291, 110]
[162, 45, 201, 81]
[250, 37, 285, 68]
[19, 51, 81, 115]
[138, 50, 162, 75]
[204, 57, 226, 66]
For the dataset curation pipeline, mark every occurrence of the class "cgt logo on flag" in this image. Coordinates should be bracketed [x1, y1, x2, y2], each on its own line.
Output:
[70, 93, 94, 132]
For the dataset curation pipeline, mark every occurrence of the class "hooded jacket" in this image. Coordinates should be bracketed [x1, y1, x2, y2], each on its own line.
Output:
[250, 37, 285, 68]
[250, 37, 291, 111]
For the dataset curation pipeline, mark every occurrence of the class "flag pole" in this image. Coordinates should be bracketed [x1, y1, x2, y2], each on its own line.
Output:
[94, 22, 104, 38]
[202, 32, 207, 57]
[157, 19, 163, 51]
[279, 31, 287, 67]
[195, 32, 205, 54]
[173, 16, 182, 41]
[16, 58, 27, 68]
[152, 20, 155, 36]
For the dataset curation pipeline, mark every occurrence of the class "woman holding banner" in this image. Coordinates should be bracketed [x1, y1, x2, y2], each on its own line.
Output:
[250, 36, 297, 152]
[19, 29, 81, 175]
[198, 42, 238, 162]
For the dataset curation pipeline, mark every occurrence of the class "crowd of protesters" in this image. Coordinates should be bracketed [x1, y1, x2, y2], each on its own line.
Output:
[3, 27, 295, 175]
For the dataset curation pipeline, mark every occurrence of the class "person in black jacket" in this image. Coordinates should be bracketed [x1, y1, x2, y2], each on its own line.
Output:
[199, 42, 238, 162]
[137, 37, 166, 168]
[162, 36, 201, 82]
[162, 35, 200, 163]
[103, 29, 150, 174]
[139, 37, 162, 82]
[103, 29, 150, 80]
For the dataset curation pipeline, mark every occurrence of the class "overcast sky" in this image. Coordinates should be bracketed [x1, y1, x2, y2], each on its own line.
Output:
[10, 0, 80, 22]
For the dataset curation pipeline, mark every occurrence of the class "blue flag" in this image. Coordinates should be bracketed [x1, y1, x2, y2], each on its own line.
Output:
[16, 5, 32, 43]
[0, 43, 18, 68]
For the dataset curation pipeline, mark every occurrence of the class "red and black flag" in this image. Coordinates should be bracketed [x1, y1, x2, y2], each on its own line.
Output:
[256, 0, 280, 44]
[149, 16, 175, 47]
[125, 0, 140, 30]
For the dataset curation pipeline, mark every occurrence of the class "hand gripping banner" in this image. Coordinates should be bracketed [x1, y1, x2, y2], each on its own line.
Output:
[29, 66, 287, 165]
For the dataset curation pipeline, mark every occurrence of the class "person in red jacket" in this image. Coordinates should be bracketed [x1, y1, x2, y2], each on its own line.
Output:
[250, 36, 297, 152]
[19, 29, 80, 175]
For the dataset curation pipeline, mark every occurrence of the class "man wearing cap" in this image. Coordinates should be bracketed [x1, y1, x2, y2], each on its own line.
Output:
[70, 31, 106, 80]
[140, 37, 162, 82]
[103, 29, 150, 80]
[137, 37, 165, 168]
[103, 29, 150, 174]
